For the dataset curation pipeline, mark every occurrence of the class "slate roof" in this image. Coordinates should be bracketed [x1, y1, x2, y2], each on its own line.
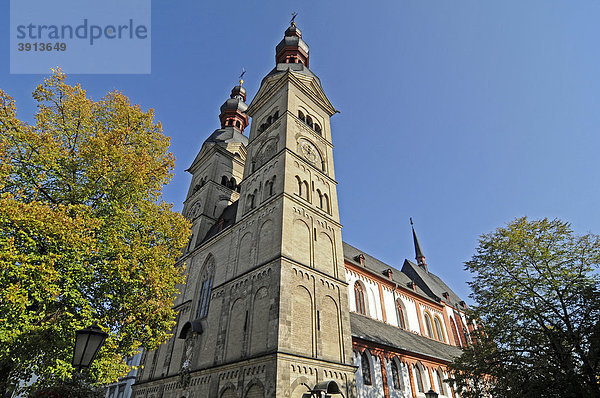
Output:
[200, 201, 238, 245]
[401, 260, 463, 307]
[350, 312, 462, 362]
[263, 63, 322, 86]
[204, 127, 249, 145]
[342, 242, 431, 301]
[342, 241, 464, 306]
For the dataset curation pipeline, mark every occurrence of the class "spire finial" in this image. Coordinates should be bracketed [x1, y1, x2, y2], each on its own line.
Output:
[290, 12, 297, 26]
[239, 67, 246, 86]
[411, 218, 427, 271]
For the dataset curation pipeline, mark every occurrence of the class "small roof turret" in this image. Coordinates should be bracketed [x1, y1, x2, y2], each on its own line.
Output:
[218, 76, 249, 132]
[275, 20, 309, 67]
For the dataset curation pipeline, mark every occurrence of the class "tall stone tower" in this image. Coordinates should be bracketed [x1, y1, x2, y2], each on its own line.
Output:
[132, 22, 356, 398]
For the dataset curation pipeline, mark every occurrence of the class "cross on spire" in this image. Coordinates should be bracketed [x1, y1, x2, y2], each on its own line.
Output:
[239, 67, 246, 86]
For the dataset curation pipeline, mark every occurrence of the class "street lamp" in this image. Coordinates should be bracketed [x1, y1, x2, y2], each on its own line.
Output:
[72, 325, 108, 371]
[425, 390, 439, 398]
[300, 380, 341, 398]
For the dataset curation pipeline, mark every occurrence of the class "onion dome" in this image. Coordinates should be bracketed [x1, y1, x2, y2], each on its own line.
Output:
[219, 80, 249, 132]
[275, 21, 309, 67]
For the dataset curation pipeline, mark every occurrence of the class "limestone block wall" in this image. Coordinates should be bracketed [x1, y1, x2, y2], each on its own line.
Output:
[278, 259, 347, 362]
[281, 188, 343, 280]
[281, 356, 356, 398]
[132, 357, 274, 398]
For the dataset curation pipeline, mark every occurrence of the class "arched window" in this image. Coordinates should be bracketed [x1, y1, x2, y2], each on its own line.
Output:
[317, 189, 323, 209]
[298, 110, 305, 122]
[396, 299, 406, 329]
[424, 312, 434, 338]
[252, 189, 258, 208]
[354, 281, 366, 315]
[268, 177, 275, 196]
[221, 176, 229, 186]
[196, 259, 215, 319]
[437, 367, 447, 396]
[323, 194, 330, 213]
[391, 359, 400, 389]
[361, 351, 372, 385]
[296, 176, 303, 196]
[434, 316, 445, 342]
[302, 181, 309, 200]
[235, 121, 241, 128]
[306, 115, 313, 128]
[267, 116, 272, 125]
[414, 364, 425, 393]
[450, 317, 461, 347]
[314, 123, 321, 135]
[273, 111, 279, 119]
[229, 177, 237, 189]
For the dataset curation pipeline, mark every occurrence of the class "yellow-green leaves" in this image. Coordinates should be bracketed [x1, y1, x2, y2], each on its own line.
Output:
[0, 69, 190, 394]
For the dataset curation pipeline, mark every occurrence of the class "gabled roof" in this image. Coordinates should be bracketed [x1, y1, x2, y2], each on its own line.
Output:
[401, 260, 463, 307]
[350, 312, 462, 362]
[248, 68, 336, 117]
[342, 241, 464, 305]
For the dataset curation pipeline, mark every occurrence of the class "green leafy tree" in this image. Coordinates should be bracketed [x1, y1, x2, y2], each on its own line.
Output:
[0, 70, 191, 397]
[448, 217, 600, 398]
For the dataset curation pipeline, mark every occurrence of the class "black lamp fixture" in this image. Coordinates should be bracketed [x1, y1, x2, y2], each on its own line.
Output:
[300, 380, 341, 398]
[425, 390, 439, 398]
[72, 324, 108, 371]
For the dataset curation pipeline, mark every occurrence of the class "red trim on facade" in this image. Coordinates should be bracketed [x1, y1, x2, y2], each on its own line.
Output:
[378, 352, 390, 398]
[345, 260, 445, 311]
[406, 364, 418, 398]
[378, 284, 387, 323]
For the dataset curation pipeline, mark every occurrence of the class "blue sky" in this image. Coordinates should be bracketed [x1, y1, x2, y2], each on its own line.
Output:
[2, 0, 600, 302]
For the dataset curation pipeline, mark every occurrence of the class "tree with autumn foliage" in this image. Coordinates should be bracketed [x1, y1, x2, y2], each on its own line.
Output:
[0, 70, 190, 397]
[448, 217, 600, 398]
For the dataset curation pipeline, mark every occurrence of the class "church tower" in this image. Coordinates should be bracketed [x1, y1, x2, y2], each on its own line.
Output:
[182, 84, 249, 247]
[234, 20, 357, 396]
[132, 22, 356, 398]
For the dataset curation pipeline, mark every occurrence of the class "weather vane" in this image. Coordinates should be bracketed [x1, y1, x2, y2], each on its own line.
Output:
[239, 67, 246, 86]
[410, 217, 414, 226]
[290, 12, 297, 25]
